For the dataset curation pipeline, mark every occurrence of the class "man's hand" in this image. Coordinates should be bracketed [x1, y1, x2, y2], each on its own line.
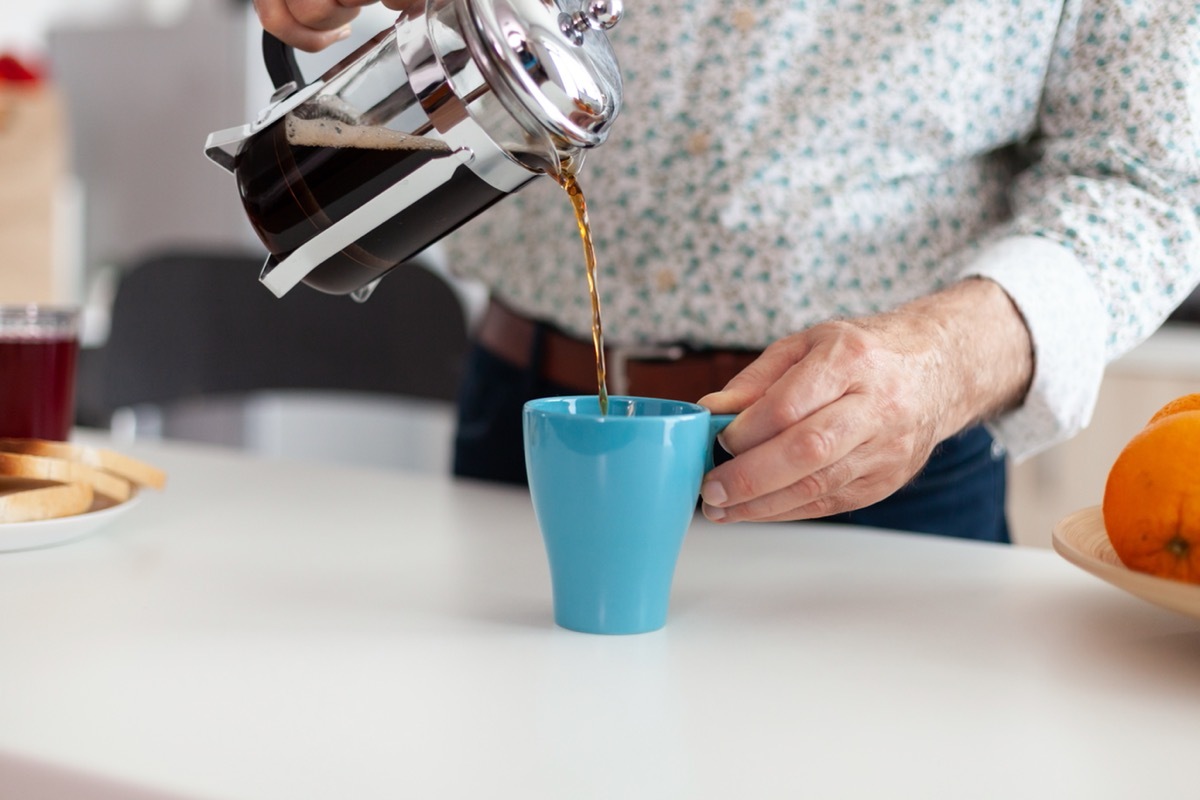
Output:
[252, 0, 406, 52]
[697, 278, 1033, 523]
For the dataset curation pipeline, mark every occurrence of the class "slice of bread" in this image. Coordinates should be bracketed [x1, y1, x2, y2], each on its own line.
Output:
[0, 452, 133, 503]
[0, 479, 94, 523]
[0, 438, 166, 490]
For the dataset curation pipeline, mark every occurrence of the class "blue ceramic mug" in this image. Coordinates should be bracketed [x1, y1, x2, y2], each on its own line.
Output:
[523, 396, 735, 634]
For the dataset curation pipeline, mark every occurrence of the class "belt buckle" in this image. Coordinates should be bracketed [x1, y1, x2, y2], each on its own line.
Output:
[608, 343, 685, 397]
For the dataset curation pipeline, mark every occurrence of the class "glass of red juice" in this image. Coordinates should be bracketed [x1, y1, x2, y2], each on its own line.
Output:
[0, 305, 80, 441]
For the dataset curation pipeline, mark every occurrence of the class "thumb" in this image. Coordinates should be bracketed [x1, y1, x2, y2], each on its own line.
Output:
[697, 386, 753, 414]
[698, 358, 778, 414]
[698, 335, 815, 413]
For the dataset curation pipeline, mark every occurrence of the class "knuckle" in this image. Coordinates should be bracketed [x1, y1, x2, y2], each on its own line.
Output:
[765, 398, 805, 430]
[786, 426, 837, 465]
[829, 317, 871, 343]
[792, 457, 853, 505]
[726, 469, 759, 503]
[289, 0, 354, 28]
[807, 477, 876, 517]
[794, 471, 831, 502]
[256, 3, 290, 32]
[800, 493, 850, 519]
[829, 322, 880, 368]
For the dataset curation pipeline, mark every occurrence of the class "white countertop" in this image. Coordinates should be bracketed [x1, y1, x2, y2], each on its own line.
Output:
[1, 435, 1199, 799]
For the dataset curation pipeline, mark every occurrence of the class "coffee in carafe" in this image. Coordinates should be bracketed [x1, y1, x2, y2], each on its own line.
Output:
[235, 105, 506, 295]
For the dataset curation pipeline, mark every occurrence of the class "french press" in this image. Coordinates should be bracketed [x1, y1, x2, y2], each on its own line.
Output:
[205, 0, 623, 300]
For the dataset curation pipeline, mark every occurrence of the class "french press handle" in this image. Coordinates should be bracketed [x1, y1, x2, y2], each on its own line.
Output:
[262, 31, 305, 90]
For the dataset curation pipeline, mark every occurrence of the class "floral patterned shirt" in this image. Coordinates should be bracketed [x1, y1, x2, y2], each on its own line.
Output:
[446, 0, 1200, 460]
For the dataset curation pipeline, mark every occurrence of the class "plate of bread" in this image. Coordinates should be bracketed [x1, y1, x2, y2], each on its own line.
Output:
[0, 438, 165, 552]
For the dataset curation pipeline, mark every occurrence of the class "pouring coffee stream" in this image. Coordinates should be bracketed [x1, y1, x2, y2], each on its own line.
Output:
[554, 169, 610, 415]
[205, 0, 624, 406]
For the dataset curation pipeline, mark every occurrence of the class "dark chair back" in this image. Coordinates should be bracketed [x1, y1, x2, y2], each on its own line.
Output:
[79, 249, 469, 423]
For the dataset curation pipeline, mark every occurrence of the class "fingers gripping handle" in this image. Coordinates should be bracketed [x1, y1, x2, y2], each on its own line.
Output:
[706, 415, 735, 472]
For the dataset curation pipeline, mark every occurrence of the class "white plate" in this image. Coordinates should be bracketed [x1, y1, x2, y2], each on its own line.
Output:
[1053, 505, 1200, 621]
[0, 494, 142, 553]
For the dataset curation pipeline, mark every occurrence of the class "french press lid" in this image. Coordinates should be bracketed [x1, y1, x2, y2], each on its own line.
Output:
[463, 0, 624, 150]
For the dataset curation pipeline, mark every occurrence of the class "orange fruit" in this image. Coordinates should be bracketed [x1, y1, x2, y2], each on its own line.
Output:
[1102, 409, 1200, 583]
[1147, 392, 1200, 426]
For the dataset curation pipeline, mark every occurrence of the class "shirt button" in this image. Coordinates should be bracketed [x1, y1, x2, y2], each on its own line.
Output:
[686, 131, 711, 155]
[732, 9, 755, 32]
[655, 269, 678, 292]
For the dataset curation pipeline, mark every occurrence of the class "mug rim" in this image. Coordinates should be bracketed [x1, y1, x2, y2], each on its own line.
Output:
[524, 395, 710, 420]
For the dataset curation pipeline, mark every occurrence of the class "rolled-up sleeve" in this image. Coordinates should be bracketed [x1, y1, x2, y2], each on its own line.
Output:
[958, 0, 1200, 461]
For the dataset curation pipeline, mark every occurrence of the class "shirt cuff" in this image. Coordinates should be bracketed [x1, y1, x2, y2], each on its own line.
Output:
[956, 235, 1107, 462]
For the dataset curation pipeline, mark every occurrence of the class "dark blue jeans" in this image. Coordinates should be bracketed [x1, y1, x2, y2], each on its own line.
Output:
[453, 342, 1011, 543]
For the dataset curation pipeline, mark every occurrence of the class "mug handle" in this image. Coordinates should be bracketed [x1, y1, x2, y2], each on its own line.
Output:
[263, 31, 305, 90]
[705, 414, 736, 472]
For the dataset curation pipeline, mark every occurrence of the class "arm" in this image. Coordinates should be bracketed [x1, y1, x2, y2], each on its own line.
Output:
[959, 1, 1200, 460]
[699, 1, 1200, 524]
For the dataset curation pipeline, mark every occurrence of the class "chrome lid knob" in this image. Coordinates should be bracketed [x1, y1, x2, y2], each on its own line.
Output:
[570, 0, 623, 33]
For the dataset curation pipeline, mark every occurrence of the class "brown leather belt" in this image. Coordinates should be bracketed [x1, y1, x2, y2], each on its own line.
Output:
[476, 300, 760, 402]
